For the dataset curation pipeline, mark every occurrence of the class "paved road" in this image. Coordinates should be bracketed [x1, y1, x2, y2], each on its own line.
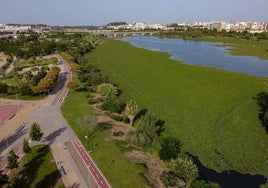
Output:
[0, 55, 88, 187]
[72, 139, 111, 188]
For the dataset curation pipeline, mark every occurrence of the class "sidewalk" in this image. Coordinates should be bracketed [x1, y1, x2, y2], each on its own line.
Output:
[51, 143, 88, 188]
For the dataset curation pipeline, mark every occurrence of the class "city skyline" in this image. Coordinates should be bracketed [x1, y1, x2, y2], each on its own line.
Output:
[0, 0, 267, 26]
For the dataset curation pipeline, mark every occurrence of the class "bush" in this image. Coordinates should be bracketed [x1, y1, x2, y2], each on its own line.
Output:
[123, 115, 130, 123]
[88, 97, 95, 104]
[159, 137, 181, 161]
[74, 87, 87, 92]
[110, 114, 123, 122]
[96, 83, 118, 99]
[160, 171, 179, 187]
[100, 98, 122, 113]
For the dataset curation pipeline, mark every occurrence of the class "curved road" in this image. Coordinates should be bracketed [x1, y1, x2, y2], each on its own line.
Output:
[0, 55, 91, 187]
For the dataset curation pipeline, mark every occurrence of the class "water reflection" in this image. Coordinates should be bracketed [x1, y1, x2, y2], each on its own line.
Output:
[122, 36, 268, 77]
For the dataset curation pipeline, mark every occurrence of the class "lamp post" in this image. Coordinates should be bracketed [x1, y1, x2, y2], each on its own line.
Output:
[14, 85, 18, 112]
[85, 135, 88, 147]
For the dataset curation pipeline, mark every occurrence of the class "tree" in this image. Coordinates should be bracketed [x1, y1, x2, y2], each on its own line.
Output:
[138, 113, 160, 143]
[96, 83, 118, 99]
[22, 71, 33, 84]
[126, 113, 161, 147]
[159, 137, 181, 161]
[29, 122, 43, 141]
[169, 154, 198, 188]
[124, 99, 138, 126]
[20, 84, 33, 96]
[9, 175, 30, 188]
[100, 98, 124, 113]
[7, 149, 19, 170]
[0, 171, 8, 186]
[22, 139, 32, 153]
[67, 81, 80, 89]
[78, 115, 98, 138]
[160, 170, 179, 187]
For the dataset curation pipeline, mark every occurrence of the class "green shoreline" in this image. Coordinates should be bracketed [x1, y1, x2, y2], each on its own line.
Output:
[179, 36, 268, 60]
[84, 38, 268, 179]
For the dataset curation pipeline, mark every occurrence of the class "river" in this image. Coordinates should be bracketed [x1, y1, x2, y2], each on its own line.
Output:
[122, 36, 268, 77]
[122, 36, 268, 187]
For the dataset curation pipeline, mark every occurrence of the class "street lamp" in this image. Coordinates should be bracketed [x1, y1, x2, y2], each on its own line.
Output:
[85, 135, 88, 147]
[14, 85, 18, 112]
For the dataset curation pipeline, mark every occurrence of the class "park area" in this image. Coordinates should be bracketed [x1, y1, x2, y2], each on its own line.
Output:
[83, 39, 268, 180]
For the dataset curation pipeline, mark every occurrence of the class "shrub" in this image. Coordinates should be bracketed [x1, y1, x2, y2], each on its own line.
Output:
[159, 137, 181, 161]
[96, 83, 118, 99]
[74, 87, 87, 92]
[110, 114, 123, 122]
[67, 81, 80, 89]
[88, 97, 95, 104]
[123, 115, 130, 123]
[160, 171, 179, 187]
[100, 98, 122, 113]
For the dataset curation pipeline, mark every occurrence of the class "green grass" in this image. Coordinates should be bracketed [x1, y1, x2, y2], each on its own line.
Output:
[198, 37, 268, 60]
[15, 145, 63, 188]
[18, 59, 57, 68]
[61, 89, 149, 188]
[84, 39, 268, 177]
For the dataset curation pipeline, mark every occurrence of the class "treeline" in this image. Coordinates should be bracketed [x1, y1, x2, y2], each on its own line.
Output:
[156, 27, 268, 40]
[0, 31, 102, 61]
[0, 65, 60, 96]
[0, 31, 102, 98]
[0, 32, 57, 59]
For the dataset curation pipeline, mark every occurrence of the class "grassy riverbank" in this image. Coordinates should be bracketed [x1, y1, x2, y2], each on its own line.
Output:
[61, 90, 149, 188]
[84, 39, 268, 178]
[198, 37, 268, 60]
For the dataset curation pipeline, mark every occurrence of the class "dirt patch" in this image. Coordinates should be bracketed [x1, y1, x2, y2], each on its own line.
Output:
[90, 93, 168, 187]
[0, 53, 7, 68]
[90, 93, 134, 141]
[125, 150, 168, 188]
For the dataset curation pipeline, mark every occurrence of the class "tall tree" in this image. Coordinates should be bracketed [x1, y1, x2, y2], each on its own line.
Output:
[78, 115, 98, 138]
[169, 154, 198, 188]
[159, 137, 181, 161]
[29, 122, 43, 141]
[124, 99, 138, 126]
[22, 139, 32, 154]
[7, 149, 19, 171]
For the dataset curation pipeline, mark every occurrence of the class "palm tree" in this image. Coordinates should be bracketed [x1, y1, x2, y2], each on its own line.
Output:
[124, 99, 138, 126]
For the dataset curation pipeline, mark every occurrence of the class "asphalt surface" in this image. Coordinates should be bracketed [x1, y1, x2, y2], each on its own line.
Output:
[0, 55, 90, 187]
[72, 139, 111, 188]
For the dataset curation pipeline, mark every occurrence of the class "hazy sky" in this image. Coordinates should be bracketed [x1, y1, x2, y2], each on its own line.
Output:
[0, 0, 267, 26]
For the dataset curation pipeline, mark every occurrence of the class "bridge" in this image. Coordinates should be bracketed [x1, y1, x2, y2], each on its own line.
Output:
[87, 30, 159, 38]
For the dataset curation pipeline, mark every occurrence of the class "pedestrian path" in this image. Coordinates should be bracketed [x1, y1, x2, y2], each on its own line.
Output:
[51, 143, 88, 188]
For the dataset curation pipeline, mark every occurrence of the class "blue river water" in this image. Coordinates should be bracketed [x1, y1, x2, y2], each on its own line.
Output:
[122, 36, 268, 77]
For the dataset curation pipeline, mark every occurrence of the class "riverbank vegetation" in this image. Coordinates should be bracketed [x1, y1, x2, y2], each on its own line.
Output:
[84, 39, 268, 181]
[155, 27, 268, 60]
